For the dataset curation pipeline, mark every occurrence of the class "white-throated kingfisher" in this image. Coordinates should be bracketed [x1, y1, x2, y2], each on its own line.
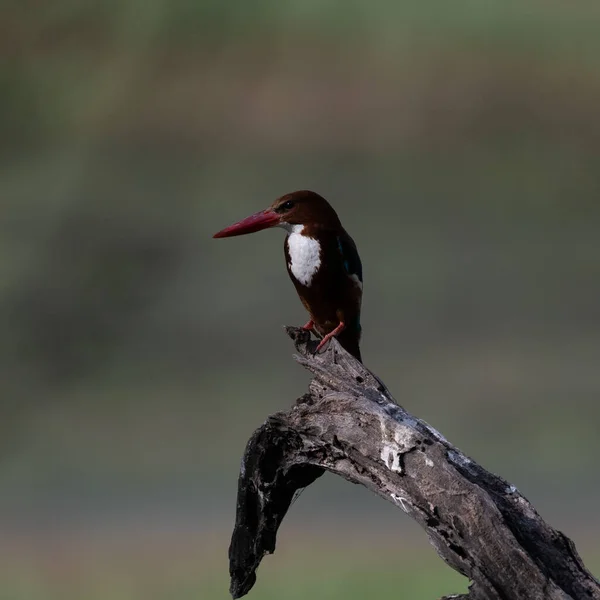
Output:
[213, 191, 363, 362]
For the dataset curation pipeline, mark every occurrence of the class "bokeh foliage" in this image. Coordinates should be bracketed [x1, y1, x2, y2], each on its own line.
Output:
[1, 1, 599, 598]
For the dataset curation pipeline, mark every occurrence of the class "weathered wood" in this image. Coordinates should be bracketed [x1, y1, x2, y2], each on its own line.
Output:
[229, 327, 600, 600]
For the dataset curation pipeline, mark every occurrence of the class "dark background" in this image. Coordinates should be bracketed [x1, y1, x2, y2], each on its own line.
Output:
[1, 1, 599, 598]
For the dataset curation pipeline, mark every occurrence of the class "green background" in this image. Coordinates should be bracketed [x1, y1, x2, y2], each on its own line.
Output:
[1, 1, 599, 598]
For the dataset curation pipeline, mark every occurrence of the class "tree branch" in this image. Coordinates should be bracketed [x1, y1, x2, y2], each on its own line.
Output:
[229, 327, 600, 600]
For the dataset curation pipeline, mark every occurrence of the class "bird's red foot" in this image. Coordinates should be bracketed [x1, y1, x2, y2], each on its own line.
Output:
[315, 321, 346, 353]
[302, 319, 315, 331]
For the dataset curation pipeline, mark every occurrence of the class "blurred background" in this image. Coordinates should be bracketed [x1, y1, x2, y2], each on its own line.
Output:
[1, 1, 600, 598]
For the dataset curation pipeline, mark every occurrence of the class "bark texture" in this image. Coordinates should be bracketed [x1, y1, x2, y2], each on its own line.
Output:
[229, 327, 600, 600]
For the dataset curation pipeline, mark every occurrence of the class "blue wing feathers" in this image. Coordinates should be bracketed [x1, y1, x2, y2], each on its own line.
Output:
[337, 235, 363, 282]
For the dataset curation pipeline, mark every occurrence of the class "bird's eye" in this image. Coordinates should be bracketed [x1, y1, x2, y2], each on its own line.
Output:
[280, 200, 294, 211]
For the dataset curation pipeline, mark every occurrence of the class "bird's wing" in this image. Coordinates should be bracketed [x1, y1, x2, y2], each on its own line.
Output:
[337, 232, 363, 284]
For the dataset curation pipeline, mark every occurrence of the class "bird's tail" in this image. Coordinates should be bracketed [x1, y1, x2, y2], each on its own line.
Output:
[337, 329, 362, 363]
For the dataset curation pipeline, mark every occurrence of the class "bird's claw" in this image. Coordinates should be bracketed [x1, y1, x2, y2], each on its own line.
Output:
[302, 319, 315, 332]
[313, 321, 346, 354]
[315, 337, 329, 354]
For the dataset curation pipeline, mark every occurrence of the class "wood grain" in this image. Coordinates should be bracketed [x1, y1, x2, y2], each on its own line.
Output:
[229, 327, 600, 600]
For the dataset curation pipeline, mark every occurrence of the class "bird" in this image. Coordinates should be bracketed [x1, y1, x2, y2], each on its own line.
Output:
[213, 190, 363, 362]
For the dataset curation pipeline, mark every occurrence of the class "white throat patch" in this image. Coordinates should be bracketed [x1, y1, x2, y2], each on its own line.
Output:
[285, 224, 321, 286]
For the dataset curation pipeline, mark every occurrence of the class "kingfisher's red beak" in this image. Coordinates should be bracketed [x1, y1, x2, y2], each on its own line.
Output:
[213, 209, 280, 238]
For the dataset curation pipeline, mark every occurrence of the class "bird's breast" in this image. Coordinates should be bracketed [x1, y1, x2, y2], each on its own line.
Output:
[286, 230, 322, 287]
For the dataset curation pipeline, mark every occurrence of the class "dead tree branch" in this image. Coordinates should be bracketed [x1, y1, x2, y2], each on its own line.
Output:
[229, 327, 600, 600]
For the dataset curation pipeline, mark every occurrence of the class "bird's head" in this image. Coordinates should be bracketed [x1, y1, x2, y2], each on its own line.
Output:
[213, 190, 341, 238]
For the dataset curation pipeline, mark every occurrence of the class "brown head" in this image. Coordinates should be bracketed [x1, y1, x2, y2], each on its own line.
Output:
[213, 191, 342, 238]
